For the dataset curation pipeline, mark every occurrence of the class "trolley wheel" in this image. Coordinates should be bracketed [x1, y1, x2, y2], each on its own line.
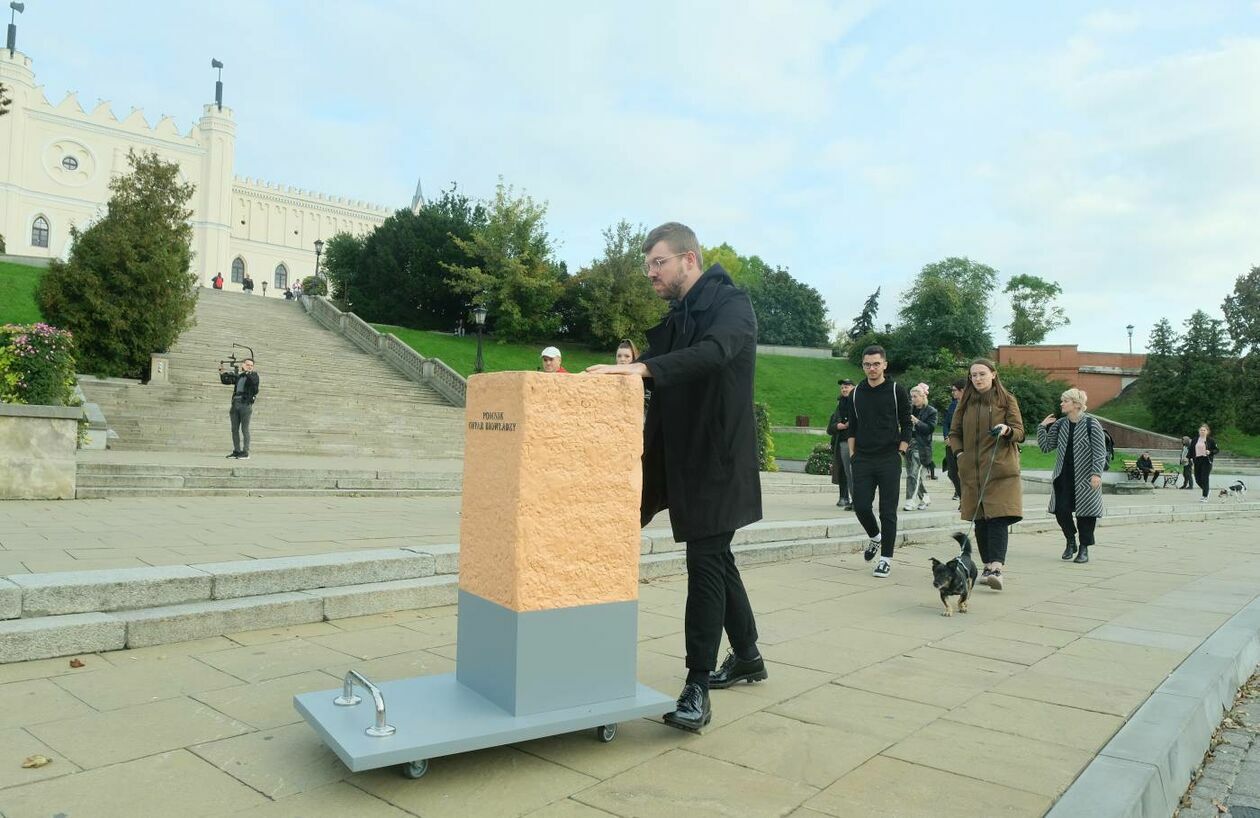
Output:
[596, 724, 617, 743]
[400, 759, 429, 779]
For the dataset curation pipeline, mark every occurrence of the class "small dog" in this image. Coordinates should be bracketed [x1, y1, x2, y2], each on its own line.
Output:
[930, 532, 979, 617]
[1218, 480, 1247, 502]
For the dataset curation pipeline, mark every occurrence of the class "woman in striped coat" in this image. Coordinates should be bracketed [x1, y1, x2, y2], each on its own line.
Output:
[1036, 388, 1107, 564]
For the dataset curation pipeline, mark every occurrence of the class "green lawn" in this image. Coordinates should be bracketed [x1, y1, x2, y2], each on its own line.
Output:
[374, 324, 860, 426]
[1094, 389, 1260, 458]
[0, 261, 45, 325]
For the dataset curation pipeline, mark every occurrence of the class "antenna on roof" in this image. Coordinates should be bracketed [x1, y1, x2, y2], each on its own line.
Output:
[210, 58, 224, 110]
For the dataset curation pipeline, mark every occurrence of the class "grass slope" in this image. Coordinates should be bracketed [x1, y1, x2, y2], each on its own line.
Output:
[1095, 389, 1260, 457]
[0, 262, 45, 325]
[374, 324, 861, 426]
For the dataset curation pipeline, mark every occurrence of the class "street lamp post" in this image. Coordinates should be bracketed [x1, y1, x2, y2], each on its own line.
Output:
[313, 239, 324, 293]
[1126, 324, 1134, 355]
[472, 304, 488, 374]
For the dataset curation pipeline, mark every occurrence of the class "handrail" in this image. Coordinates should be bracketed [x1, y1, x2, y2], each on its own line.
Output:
[333, 670, 396, 737]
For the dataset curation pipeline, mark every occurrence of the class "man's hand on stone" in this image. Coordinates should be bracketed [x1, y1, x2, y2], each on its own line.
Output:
[585, 363, 649, 378]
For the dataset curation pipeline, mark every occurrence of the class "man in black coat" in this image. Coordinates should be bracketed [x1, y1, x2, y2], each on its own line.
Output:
[219, 358, 259, 459]
[829, 379, 855, 509]
[587, 221, 765, 732]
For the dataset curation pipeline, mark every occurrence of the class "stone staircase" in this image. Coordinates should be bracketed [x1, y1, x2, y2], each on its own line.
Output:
[76, 289, 467, 496]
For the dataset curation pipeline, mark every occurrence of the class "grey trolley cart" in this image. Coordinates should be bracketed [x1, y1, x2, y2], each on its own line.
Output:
[295, 372, 674, 779]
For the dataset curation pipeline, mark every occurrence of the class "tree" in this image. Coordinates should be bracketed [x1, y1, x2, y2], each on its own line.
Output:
[444, 181, 562, 342]
[568, 220, 666, 349]
[320, 232, 365, 302]
[1004, 274, 1069, 345]
[748, 265, 830, 347]
[848, 287, 880, 340]
[1139, 318, 1181, 433]
[896, 257, 998, 369]
[346, 186, 485, 329]
[1000, 364, 1071, 421]
[1176, 310, 1233, 434]
[1223, 265, 1260, 355]
[0, 82, 10, 117]
[37, 150, 196, 378]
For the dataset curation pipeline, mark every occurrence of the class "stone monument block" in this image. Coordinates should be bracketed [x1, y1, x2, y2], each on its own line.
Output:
[457, 371, 645, 715]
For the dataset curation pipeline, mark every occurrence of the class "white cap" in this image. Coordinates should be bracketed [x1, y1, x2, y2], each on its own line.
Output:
[540, 346, 561, 358]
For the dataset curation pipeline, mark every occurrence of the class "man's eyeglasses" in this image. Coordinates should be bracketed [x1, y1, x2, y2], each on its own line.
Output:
[861, 361, 885, 369]
[643, 252, 687, 275]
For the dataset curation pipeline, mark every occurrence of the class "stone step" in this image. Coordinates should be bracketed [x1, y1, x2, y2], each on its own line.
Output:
[74, 486, 462, 499]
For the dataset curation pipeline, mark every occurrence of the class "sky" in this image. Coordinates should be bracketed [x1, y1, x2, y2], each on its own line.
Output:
[13, 1, 1259, 353]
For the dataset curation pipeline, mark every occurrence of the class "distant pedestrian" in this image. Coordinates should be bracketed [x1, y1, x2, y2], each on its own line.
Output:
[848, 346, 913, 579]
[242, 273, 254, 295]
[904, 384, 937, 510]
[949, 358, 1025, 591]
[942, 378, 965, 502]
[211, 273, 224, 290]
[218, 358, 259, 460]
[540, 346, 568, 373]
[1179, 436, 1194, 489]
[261, 280, 268, 297]
[283, 286, 294, 301]
[1135, 452, 1160, 483]
[292, 279, 303, 299]
[1037, 388, 1106, 564]
[828, 378, 855, 509]
[1191, 423, 1220, 502]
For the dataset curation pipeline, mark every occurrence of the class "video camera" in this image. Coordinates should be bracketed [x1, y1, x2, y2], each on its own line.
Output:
[219, 343, 255, 374]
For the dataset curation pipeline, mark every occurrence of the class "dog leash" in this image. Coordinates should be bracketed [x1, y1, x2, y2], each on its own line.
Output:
[962, 430, 1006, 543]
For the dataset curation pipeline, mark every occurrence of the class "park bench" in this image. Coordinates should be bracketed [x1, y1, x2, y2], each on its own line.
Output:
[1123, 458, 1173, 486]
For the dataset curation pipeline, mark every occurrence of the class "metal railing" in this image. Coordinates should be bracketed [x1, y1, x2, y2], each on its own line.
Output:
[333, 670, 396, 737]
[300, 296, 467, 407]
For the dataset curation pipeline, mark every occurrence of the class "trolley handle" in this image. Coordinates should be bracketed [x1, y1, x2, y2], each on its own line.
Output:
[333, 670, 396, 737]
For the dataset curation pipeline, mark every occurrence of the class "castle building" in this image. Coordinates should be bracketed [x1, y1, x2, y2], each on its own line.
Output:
[0, 47, 391, 292]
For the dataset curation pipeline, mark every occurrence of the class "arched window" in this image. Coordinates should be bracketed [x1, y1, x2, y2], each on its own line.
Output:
[274, 263, 288, 289]
[231, 257, 245, 284]
[31, 216, 50, 248]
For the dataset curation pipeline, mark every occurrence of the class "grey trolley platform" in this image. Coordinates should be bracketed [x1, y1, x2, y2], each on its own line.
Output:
[295, 669, 672, 779]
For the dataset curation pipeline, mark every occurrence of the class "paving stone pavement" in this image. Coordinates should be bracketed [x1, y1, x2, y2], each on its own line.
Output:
[1, 516, 1259, 817]
[1178, 674, 1260, 818]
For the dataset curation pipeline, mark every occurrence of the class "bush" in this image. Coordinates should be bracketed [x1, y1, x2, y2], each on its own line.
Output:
[301, 276, 328, 297]
[0, 233, 6, 254]
[754, 401, 778, 472]
[804, 443, 833, 476]
[0, 322, 78, 406]
[999, 363, 1071, 422]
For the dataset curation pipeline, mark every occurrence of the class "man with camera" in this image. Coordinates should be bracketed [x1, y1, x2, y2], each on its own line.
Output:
[219, 358, 259, 459]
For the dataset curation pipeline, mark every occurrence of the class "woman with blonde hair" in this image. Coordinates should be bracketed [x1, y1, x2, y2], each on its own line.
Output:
[1037, 388, 1107, 564]
[615, 339, 639, 365]
[948, 359, 1025, 590]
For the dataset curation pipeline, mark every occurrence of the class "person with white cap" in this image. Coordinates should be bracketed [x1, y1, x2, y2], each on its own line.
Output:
[540, 346, 568, 373]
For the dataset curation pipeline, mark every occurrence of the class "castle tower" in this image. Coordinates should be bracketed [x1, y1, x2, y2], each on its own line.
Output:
[0, 49, 38, 250]
[192, 102, 236, 284]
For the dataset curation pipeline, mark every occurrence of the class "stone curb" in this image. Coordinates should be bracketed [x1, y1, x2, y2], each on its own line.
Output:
[1046, 596, 1260, 818]
[2, 503, 1259, 664]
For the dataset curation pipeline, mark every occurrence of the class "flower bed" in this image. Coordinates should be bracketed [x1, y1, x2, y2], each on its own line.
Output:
[0, 322, 78, 407]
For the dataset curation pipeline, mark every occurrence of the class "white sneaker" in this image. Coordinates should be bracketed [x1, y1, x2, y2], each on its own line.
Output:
[872, 559, 891, 578]
[1199, 497, 1207, 503]
[917, 495, 932, 510]
[902, 501, 916, 511]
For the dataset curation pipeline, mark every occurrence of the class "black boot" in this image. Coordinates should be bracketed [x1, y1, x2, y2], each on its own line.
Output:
[663, 683, 711, 732]
[1061, 538, 1077, 561]
[709, 650, 768, 689]
[1074, 545, 1090, 564]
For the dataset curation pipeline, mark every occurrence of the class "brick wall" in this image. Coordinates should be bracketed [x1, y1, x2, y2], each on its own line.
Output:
[994, 345, 1146, 406]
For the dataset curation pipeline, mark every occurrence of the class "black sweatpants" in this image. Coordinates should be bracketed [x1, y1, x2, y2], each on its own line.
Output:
[945, 446, 961, 497]
[1181, 464, 1193, 488]
[683, 532, 759, 672]
[851, 449, 901, 559]
[975, 516, 1017, 565]
[1055, 512, 1097, 547]
[1193, 458, 1212, 498]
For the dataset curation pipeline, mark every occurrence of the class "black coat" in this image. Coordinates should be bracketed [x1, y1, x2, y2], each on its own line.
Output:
[220, 370, 259, 404]
[1190, 435, 1219, 462]
[640, 265, 762, 543]
[828, 394, 853, 450]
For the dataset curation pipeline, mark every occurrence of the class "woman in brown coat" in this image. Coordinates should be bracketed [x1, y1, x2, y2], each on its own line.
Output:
[949, 358, 1025, 590]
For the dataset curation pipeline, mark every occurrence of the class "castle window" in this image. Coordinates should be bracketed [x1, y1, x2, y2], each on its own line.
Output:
[62, 156, 79, 171]
[274, 263, 289, 289]
[231, 257, 245, 284]
[31, 216, 50, 248]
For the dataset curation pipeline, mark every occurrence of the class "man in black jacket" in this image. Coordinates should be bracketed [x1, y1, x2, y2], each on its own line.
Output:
[587, 221, 765, 732]
[847, 346, 912, 578]
[219, 358, 259, 459]
[829, 379, 855, 509]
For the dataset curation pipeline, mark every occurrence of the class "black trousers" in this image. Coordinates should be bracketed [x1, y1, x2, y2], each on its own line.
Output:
[684, 532, 759, 672]
[945, 446, 961, 496]
[851, 450, 901, 559]
[1181, 464, 1193, 488]
[1055, 512, 1097, 546]
[1193, 458, 1212, 498]
[975, 516, 1016, 565]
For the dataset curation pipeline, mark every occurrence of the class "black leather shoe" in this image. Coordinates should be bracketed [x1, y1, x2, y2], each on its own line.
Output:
[709, 650, 768, 689]
[1061, 540, 1077, 560]
[1074, 546, 1090, 564]
[662, 683, 711, 732]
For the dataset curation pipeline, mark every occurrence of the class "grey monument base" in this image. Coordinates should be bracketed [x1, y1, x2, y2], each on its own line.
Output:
[294, 672, 674, 773]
